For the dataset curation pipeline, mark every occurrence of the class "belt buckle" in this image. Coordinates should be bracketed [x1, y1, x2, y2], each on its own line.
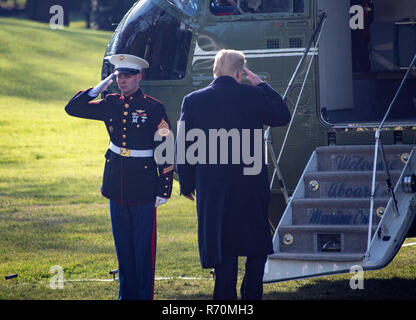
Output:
[120, 147, 131, 157]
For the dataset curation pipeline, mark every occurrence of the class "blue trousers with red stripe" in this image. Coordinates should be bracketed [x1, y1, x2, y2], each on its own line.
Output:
[109, 201, 156, 300]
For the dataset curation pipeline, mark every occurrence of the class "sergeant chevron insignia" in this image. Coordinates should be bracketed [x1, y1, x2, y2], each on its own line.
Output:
[157, 118, 170, 137]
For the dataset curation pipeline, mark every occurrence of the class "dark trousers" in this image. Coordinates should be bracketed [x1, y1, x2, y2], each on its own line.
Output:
[109, 201, 156, 300]
[213, 255, 267, 300]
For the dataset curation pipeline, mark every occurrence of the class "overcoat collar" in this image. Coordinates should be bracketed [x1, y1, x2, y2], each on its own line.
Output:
[210, 75, 239, 86]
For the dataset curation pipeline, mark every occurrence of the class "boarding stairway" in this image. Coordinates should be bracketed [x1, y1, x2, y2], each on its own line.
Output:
[263, 143, 416, 283]
[270, 144, 411, 261]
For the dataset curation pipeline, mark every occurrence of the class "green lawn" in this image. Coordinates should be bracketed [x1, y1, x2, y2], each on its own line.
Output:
[0, 17, 415, 300]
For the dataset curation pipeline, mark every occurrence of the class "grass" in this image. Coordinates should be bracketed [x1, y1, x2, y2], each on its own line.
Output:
[0, 17, 415, 301]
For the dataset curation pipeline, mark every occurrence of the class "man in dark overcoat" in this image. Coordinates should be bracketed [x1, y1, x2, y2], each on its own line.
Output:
[65, 54, 173, 300]
[175, 49, 290, 299]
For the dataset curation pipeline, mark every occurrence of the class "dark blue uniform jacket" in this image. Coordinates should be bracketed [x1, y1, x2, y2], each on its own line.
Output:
[176, 76, 290, 268]
[65, 88, 173, 205]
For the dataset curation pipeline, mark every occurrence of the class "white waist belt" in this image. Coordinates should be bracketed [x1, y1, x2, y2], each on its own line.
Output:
[109, 142, 153, 157]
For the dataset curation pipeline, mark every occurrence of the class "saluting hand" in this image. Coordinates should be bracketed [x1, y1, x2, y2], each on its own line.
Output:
[243, 67, 263, 86]
[88, 73, 115, 98]
[155, 196, 168, 207]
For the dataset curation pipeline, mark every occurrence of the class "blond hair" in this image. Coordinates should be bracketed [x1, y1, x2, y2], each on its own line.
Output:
[213, 49, 246, 78]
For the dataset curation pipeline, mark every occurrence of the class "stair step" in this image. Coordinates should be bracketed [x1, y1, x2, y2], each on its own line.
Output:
[303, 170, 401, 199]
[279, 224, 376, 232]
[316, 145, 411, 172]
[269, 252, 365, 262]
[277, 224, 376, 254]
[291, 198, 387, 225]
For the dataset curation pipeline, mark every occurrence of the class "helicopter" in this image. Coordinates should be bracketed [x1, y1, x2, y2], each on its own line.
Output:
[100, 0, 416, 283]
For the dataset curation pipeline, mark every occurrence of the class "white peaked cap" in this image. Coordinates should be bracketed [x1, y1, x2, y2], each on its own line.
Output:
[107, 54, 149, 74]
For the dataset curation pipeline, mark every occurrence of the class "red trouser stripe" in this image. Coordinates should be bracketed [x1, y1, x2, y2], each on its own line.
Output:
[151, 207, 157, 299]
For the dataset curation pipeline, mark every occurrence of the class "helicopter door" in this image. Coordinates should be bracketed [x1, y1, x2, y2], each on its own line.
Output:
[317, 0, 416, 127]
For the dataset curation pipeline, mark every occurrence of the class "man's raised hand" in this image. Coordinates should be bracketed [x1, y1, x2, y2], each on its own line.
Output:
[243, 67, 263, 86]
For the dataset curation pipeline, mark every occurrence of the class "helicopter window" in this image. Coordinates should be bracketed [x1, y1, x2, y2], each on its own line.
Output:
[168, 0, 199, 17]
[210, 0, 305, 15]
[293, 0, 304, 12]
[108, 0, 192, 81]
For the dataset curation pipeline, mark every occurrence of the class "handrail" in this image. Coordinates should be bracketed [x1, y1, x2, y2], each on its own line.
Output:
[235, 0, 245, 15]
[366, 53, 416, 259]
[277, 15, 327, 166]
[266, 11, 328, 204]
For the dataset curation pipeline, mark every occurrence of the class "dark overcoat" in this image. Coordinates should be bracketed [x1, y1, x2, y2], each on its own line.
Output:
[176, 76, 290, 268]
[65, 88, 174, 205]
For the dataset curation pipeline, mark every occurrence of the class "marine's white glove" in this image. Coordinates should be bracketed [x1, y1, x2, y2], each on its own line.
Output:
[88, 73, 115, 98]
[155, 197, 168, 208]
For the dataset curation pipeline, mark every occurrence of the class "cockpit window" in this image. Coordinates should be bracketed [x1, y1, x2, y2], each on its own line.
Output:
[210, 0, 304, 15]
[107, 0, 192, 81]
[167, 0, 199, 17]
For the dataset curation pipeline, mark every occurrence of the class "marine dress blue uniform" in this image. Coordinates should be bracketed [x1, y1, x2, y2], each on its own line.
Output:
[65, 63, 173, 299]
[176, 75, 290, 299]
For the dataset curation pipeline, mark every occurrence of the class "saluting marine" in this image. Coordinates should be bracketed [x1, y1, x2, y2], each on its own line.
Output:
[65, 54, 173, 300]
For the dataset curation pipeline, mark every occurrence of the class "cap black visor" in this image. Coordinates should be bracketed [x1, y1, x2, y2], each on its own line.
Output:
[115, 68, 140, 75]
